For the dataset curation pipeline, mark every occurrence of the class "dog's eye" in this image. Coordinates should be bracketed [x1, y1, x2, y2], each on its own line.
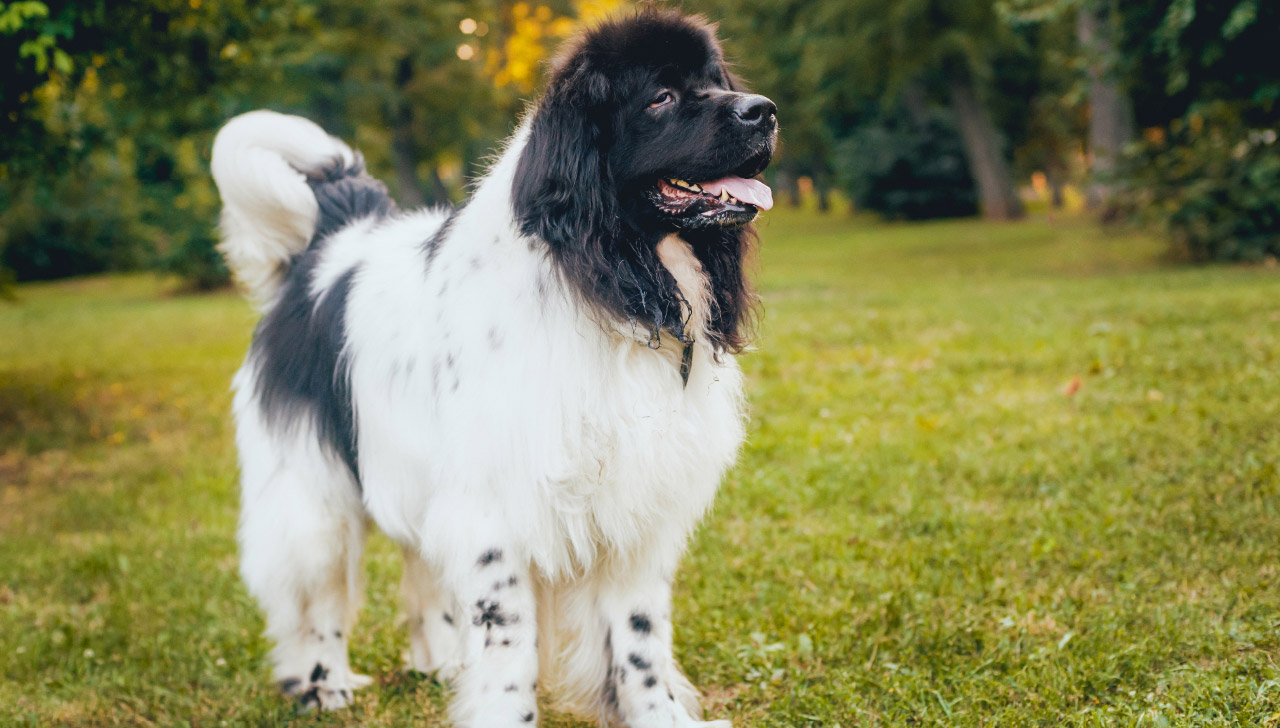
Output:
[647, 91, 674, 109]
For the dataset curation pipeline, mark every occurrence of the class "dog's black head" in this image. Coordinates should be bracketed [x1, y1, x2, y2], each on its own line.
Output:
[513, 9, 777, 353]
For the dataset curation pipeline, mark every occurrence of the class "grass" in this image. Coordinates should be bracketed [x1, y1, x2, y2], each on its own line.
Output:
[3, 209, 1279, 727]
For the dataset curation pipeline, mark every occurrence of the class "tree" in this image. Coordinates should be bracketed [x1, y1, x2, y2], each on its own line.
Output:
[838, 0, 1027, 220]
[1076, 1, 1133, 211]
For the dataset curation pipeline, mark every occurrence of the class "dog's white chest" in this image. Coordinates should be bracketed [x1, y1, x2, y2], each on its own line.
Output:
[531, 340, 745, 577]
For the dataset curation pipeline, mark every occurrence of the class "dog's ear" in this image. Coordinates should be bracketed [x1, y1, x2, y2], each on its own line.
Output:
[512, 65, 615, 249]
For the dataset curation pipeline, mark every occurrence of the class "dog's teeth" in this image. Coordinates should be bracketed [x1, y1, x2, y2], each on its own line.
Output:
[689, 184, 701, 192]
[719, 190, 730, 202]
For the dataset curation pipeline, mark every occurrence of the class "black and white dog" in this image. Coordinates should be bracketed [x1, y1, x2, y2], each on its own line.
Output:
[211, 10, 775, 727]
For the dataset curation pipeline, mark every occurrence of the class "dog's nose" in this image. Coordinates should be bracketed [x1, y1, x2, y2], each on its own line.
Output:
[732, 94, 777, 127]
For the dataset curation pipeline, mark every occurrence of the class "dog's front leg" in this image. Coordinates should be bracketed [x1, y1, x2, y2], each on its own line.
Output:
[444, 544, 540, 728]
[598, 575, 731, 728]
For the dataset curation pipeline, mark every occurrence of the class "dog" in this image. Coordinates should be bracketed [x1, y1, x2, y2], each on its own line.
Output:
[210, 9, 776, 727]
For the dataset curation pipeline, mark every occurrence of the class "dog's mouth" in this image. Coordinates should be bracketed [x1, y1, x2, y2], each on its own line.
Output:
[646, 174, 774, 229]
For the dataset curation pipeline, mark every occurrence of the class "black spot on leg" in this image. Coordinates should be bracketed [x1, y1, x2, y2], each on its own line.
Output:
[493, 580, 505, 591]
[602, 627, 623, 721]
[630, 612, 652, 634]
[333, 630, 342, 639]
[667, 689, 675, 701]
[485, 635, 493, 647]
[644, 674, 658, 688]
[649, 702, 657, 711]
[474, 599, 513, 627]
[443, 611, 454, 625]
[299, 686, 320, 708]
[478, 549, 503, 567]
[310, 663, 328, 683]
[603, 666, 621, 719]
[508, 574, 518, 587]
[505, 684, 518, 693]
[628, 653, 652, 671]
[279, 677, 301, 694]
[619, 667, 627, 684]
[501, 638, 512, 647]
[521, 711, 535, 722]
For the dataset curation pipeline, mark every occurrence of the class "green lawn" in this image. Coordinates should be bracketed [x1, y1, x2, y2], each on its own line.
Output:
[3, 209, 1279, 727]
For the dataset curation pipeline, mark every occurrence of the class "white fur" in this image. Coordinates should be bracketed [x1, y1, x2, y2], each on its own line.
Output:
[220, 111, 744, 727]
[211, 109, 357, 307]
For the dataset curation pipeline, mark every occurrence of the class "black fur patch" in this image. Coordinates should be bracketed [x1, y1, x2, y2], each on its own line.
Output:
[477, 549, 503, 567]
[279, 677, 301, 694]
[251, 262, 362, 480]
[306, 154, 396, 242]
[422, 206, 460, 270]
[251, 157, 395, 485]
[629, 612, 652, 634]
[628, 653, 652, 671]
[310, 663, 328, 683]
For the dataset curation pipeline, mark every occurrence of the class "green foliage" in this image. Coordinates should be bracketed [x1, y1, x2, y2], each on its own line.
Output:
[1121, 104, 1280, 262]
[834, 109, 977, 220]
[1113, 0, 1280, 261]
[0, 168, 151, 281]
[5, 213, 1280, 725]
[0, 1, 72, 74]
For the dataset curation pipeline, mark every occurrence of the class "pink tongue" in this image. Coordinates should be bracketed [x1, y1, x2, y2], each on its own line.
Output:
[701, 176, 774, 211]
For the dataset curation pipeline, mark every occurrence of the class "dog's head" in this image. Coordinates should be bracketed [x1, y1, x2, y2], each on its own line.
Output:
[513, 9, 776, 352]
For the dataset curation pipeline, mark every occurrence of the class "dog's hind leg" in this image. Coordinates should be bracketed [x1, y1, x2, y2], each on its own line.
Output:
[401, 547, 462, 682]
[236, 412, 371, 710]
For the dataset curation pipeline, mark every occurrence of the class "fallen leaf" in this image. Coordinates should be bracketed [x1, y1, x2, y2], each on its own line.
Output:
[1063, 376, 1082, 397]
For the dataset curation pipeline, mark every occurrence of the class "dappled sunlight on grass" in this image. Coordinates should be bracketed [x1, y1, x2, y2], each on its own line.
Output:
[3, 212, 1280, 726]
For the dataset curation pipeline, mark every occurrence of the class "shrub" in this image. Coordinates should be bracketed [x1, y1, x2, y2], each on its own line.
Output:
[0, 166, 153, 281]
[834, 109, 978, 221]
[1120, 103, 1280, 262]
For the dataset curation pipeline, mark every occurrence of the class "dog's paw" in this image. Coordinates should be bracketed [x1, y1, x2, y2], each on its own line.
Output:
[279, 664, 371, 711]
[404, 650, 462, 685]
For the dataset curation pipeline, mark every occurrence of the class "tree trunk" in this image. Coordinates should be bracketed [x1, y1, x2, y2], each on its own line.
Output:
[776, 159, 799, 207]
[901, 82, 930, 127]
[1078, 2, 1135, 210]
[392, 56, 427, 209]
[947, 74, 1025, 221]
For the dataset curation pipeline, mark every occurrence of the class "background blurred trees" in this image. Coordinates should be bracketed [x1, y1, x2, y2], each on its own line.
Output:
[1, 0, 1276, 287]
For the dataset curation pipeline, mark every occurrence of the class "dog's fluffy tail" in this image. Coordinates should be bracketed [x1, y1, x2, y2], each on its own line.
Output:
[211, 109, 391, 305]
